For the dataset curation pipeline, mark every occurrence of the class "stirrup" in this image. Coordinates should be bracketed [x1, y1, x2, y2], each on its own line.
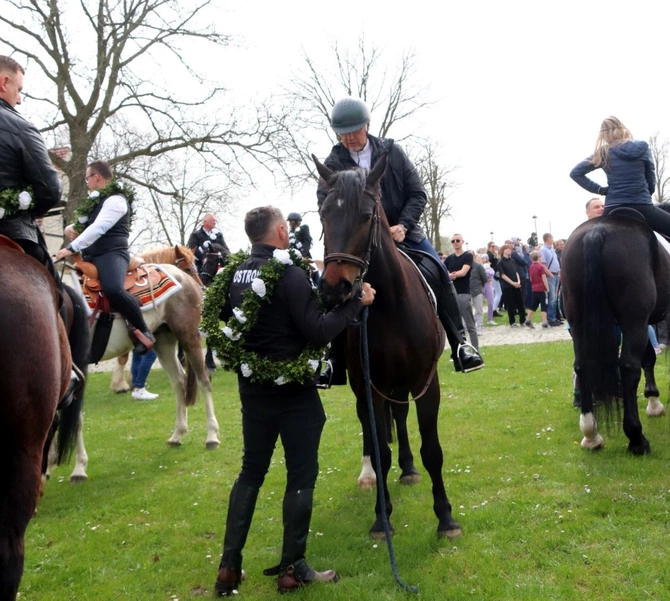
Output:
[456, 343, 484, 373]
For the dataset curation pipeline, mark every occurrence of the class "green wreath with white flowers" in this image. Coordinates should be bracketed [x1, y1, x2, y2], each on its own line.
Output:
[0, 186, 34, 219]
[74, 180, 137, 234]
[201, 248, 326, 386]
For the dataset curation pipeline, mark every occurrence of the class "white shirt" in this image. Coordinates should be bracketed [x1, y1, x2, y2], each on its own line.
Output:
[348, 139, 372, 170]
[70, 194, 128, 252]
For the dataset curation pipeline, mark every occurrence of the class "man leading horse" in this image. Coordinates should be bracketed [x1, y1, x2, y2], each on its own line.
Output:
[316, 97, 484, 381]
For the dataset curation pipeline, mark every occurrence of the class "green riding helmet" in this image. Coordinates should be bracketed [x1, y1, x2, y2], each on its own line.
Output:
[287, 212, 302, 222]
[330, 97, 371, 134]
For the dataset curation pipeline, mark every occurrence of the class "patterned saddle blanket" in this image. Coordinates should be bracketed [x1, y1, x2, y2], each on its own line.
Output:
[74, 259, 182, 313]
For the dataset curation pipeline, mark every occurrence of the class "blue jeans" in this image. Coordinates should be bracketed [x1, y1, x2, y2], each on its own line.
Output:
[648, 325, 659, 349]
[132, 349, 157, 388]
[547, 274, 559, 322]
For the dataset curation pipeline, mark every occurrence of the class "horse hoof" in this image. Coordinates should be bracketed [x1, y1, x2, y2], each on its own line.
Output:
[167, 440, 182, 447]
[628, 440, 651, 456]
[205, 441, 220, 450]
[357, 478, 376, 491]
[580, 436, 604, 451]
[70, 474, 88, 484]
[439, 526, 463, 540]
[399, 473, 421, 486]
[646, 399, 666, 417]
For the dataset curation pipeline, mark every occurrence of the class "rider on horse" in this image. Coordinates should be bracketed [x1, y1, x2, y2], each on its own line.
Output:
[0, 56, 80, 396]
[187, 213, 230, 285]
[570, 116, 670, 236]
[56, 160, 155, 354]
[316, 97, 484, 379]
[287, 212, 313, 258]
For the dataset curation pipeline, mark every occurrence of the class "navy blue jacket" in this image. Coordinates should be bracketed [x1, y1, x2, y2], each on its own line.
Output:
[570, 140, 656, 206]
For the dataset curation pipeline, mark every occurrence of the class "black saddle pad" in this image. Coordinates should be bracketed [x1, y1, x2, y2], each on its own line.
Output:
[606, 207, 647, 223]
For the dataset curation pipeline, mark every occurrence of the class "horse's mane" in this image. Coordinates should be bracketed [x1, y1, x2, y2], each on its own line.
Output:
[138, 244, 195, 264]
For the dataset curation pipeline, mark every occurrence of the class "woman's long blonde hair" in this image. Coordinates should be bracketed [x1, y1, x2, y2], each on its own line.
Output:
[591, 116, 633, 167]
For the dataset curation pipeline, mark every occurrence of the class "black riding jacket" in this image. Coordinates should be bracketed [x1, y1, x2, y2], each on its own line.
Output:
[0, 98, 62, 242]
[187, 226, 230, 270]
[317, 134, 428, 243]
[222, 243, 363, 396]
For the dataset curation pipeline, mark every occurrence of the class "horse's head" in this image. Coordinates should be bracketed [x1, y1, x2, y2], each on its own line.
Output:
[174, 245, 204, 287]
[313, 153, 387, 307]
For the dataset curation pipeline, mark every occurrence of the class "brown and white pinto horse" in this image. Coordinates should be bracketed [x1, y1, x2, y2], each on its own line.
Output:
[314, 154, 461, 540]
[108, 244, 202, 393]
[0, 246, 74, 600]
[52, 246, 219, 483]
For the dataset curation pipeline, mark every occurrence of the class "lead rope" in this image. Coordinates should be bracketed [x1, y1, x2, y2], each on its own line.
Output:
[361, 306, 419, 594]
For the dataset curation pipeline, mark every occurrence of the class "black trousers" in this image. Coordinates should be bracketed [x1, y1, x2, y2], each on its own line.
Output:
[238, 386, 326, 492]
[88, 250, 148, 332]
[501, 286, 527, 325]
[604, 202, 670, 237]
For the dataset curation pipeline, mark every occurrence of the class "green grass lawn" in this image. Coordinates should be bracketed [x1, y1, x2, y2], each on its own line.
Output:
[20, 342, 670, 600]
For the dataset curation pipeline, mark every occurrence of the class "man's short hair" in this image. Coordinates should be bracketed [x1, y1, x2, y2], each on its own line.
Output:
[0, 56, 25, 75]
[88, 160, 113, 180]
[585, 197, 600, 210]
[530, 250, 541, 261]
[542, 233, 553, 242]
[245, 206, 284, 243]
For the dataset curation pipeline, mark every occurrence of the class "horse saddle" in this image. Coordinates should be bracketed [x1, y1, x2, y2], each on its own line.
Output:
[74, 258, 181, 312]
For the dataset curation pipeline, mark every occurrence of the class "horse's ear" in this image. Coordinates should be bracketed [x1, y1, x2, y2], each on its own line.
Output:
[312, 154, 334, 183]
[367, 152, 388, 188]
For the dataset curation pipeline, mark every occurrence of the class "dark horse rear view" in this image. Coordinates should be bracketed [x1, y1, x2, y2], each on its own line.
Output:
[0, 247, 73, 601]
[561, 212, 670, 454]
[313, 153, 461, 540]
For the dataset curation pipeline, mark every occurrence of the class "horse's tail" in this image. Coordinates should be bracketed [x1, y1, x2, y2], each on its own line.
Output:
[57, 285, 91, 464]
[383, 400, 395, 444]
[579, 225, 619, 400]
[184, 357, 198, 407]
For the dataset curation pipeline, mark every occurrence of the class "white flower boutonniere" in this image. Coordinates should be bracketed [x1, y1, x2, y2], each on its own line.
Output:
[272, 248, 293, 265]
[251, 278, 267, 298]
[232, 307, 247, 324]
[240, 363, 253, 378]
[18, 191, 32, 210]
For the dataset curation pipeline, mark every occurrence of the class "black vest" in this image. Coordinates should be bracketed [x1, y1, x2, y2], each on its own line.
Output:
[82, 193, 130, 259]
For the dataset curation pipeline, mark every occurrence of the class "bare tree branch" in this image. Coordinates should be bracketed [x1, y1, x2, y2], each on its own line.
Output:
[1, 0, 292, 225]
[649, 132, 670, 203]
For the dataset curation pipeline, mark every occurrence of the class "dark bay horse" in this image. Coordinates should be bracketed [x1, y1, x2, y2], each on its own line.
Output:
[314, 154, 461, 539]
[0, 247, 75, 600]
[561, 210, 670, 454]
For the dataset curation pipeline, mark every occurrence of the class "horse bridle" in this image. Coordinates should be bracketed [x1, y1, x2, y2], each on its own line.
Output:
[322, 191, 380, 287]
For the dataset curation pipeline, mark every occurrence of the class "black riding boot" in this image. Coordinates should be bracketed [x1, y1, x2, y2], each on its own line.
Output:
[215, 480, 260, 596]
[205, 345, 217, 372]
[317, 333, 347, 388]
[264, 489, 338, 593]
[438, 280, 484, 373]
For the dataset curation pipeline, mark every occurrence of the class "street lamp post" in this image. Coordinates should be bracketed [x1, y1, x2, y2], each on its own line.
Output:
[532, 215, 538, 234]
[490, 231, 494, 242]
